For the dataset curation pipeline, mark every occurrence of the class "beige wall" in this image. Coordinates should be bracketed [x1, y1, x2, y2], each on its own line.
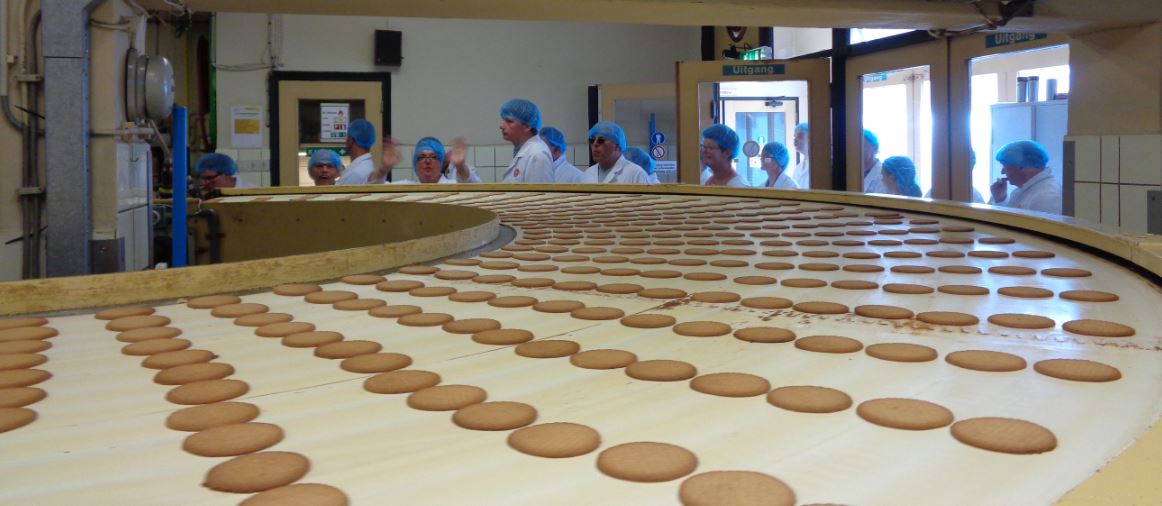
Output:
[1068, 22, 1162, 136]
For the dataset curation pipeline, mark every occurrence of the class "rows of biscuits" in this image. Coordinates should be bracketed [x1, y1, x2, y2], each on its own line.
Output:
[2, 191, 1160, 505]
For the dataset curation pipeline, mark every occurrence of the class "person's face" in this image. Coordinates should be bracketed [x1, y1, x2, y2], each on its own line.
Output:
[415, 150, 443, 183]
[549, 146, 562, 161]
[701, 138, 730, 171]
[589, 135, 620, 166]
[499, 118, 529, 143]
[198, 171, 231, 192]
[882, 170, 898, 193]
[760, 153, 783, 178]
[309, 161, 339, 185]
[1001, 165, 1033, 187]
[793, 129, 808, 154]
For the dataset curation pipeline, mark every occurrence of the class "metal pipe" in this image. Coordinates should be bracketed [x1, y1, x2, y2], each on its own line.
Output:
[171, 105, 188, 267]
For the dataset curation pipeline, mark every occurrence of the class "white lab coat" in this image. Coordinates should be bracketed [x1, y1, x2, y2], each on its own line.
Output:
[646, 173, 661, 185]
[552, 156, 584, 183]
[701, 171, 747, 187]
[501, 137, 555, 183]
[337, 153, 379, 185]
[863, 160, 887, 193]
[581, 156, 651, 184]
[993, 169, 1062, 214]
[765, 171, 798, 189]
[231, 177, 258, 189]
[792, 158, 810, 189]
[390, 164, 483, 185]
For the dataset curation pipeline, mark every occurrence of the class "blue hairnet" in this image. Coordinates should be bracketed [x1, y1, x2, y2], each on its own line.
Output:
[195, 153, 236, 176]
[701, 124, 740, 159]
[347, 119, 376, 149]
[499, 99, 542, 132]
[995, 140, 1049, 169]
[863, 129, 879, 148]
[761, 141, 790, 169]
[623, 147, 656, 175]
[794, 123, 809, 134]
[882, 156, 921, 197]
[587, 121, 627, 151]
[414, 137, 446, 166]
[539, 127, 567, 154]
[308, 149, 343, 171]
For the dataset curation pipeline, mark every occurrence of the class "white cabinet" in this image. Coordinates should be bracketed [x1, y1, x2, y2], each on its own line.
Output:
[990, 100, 1068, 189]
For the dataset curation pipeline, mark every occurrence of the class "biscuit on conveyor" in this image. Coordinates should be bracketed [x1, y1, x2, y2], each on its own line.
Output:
[1059, 290, 1119, 302]
[740, 297, 793, 310]
[854, 305, 914, 320]
[407, 385, 487, 411]
[442, 318, 501, 334]
[106, 314, 171, 332]
[0, 317, 48, 330]
[1033, 358, 1121, 382]
[571, 307, 625, 320]
[398, 313, 454, 327]
[857, 398, 954, 430]
[211, 303, 270, 318]
[554, 281, 597, 291]
[166, 402, 260, 431]
[533, 300, 585, 313]
[511, 278, 555, 288]
[937, 285, 989, 296]
[256, 322, 316, 337]
[792, 301, 849, 315]
[282, 331, 344, 348]
[508, 422, 601, 458]
[240, 484, 349, 506]
[154, 363, 235, 385]
[691, 291, 741, 303]
[638, 288, 687, 299]
[0, 369, 49, 389]
[674, 322, 732, 337]
[767, 385, 852, 413]
[434, 270, 478, 281]
[1062, 319, 1135, 337]
[570, 349, 637, 369]
[187, 295, 242, 309]
[944, 350, 1027, 372]
[0, 340, 50, 354]
[0, 387, 45, 408]
[122, 338, 191, 356]
[0, 353, 46, 371]
[597, 283, 643, 294]
[596, 442, 698, 482]
[690, 372, 771, 397]
[203, 451, 310, 493]
[375, 280, 424, 292]
[832, 280, 878, 290]
[515, 340, 580, 358]
[620, 314, 677, 328]
[315, 340, 382, 359]
[143, 349, 217, 369]
[843, 264, 884, 273]
[562, 266, 601, 275]
[182, 422, 284, 457]
[452, 401, 538, 431]
[794, 335, 863, 354]
[865, 343, 938, 363]
[333, 298, 386, 311]
[997, 286, 1053, 298]
[409, 286, 458, 297]
[234, 313, 293, 327]
[733, 327, 796, 344]
[473, 274, 518, 284]
[1042, 267, 1091, 278]
[472, 329, 534, 345]
[340, 353, 412, 373]
[626, 360, 698, 381]
[166, 379, 250, 405]
[782, 278, 827, 289]
[272, 283, 322, 296]
[368, 305, 423, 318]
[399, 265, 439, 275]
[364, 370, 441, 394]
[882, 283, 934, 295]
[0, 407, 37, 433]
[95, 306, 155, 320]
[487, 296, 538, 308]
[341, 274, 385, 285]
[950, 417, 1057, 455]
[679, 471, 796, 506]
[916, 311, 979, 326]
[987, 313, 1055, 329]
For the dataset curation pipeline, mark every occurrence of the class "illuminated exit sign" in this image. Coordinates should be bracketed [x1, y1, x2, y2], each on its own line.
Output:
[740, 46, 773, 61]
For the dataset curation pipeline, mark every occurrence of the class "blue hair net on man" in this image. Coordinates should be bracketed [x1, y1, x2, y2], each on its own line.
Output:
[540, 127, 567, 154]
[761, 141, 790, 169]
[308, 149, 343, 170]
[623, 147, 656, 175]
[863, 129, 880, 148]
[794, 123, 809, 134]
[587, 121, 627, 151]
[347, 119, 376, 149]
[413, 137, 446, 166]
[195, 153, 237, 176]
[882, 156, 921, 197]
[701, 124, 740, 159]
[995, 140, 1049, 169]
[499, 99, 542, 132]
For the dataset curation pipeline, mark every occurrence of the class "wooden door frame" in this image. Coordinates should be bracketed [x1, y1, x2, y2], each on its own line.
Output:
[268, 71, 391, 186]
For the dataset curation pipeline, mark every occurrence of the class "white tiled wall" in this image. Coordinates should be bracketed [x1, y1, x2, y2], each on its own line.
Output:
[1070, 133, 1162, 234]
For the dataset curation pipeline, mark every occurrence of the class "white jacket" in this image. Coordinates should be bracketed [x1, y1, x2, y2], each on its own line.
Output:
[765, 171, 798, 189]
[501, 137, 555, 183]
[581, 156, 651, 184]
[863, 160, 886, 193]
[552, 156, 584, 183]
[337, 153, 379, 185]
[792, 158, 810, 189]
[995, 170, 1062, 214]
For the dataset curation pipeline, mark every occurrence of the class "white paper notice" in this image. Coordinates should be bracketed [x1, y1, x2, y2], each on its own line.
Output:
[230, 106, 263, 148]
[321, 103, 350, 143]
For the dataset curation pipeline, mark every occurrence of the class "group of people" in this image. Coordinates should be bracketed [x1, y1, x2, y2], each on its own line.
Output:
[193, 97, 1060, 214]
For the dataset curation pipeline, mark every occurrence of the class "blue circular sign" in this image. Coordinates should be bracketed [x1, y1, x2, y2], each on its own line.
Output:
[650, 132, 666, 145]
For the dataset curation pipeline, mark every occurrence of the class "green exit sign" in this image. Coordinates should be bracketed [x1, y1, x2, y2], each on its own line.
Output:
[741, 46, 773, 61]
[305, 147, 349, 157]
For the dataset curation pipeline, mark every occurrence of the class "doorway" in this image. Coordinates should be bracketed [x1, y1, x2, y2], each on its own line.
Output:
[596, 83, 678, 182]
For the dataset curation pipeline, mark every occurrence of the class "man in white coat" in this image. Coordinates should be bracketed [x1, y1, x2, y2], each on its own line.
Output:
[581, 121, 650, 184]
[385, 137, 482, 185]
[791, 122, 811, 189]
[539, 126, 584, 183]
[498, 99, 555, 183]
[862, 129, 887, 193]
[336, 119, 383, 185]
[989, 140, 1062, 214]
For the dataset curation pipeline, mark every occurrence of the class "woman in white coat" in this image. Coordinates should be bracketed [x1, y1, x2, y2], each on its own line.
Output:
[581, 121, 650, 184]
[759, 141, 798, 189]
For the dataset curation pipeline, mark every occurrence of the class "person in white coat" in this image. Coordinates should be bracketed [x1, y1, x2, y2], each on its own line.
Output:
[759, 141, 798, 189]
[539, 127, 584, 183]
[386, 137, 482, 185]
[700, 124, 746, 187]
[307, 149, 343, 186]
[791, 122, 811, 189]
[336, 119, 384, 185]
[989, 140, 1062, 214]
[581, 121, 650, 184]
[195, 153, 255, 197]
[623, 147, 660, 184]
[498, 99, 555, 183]
[862, 129, 887, 193]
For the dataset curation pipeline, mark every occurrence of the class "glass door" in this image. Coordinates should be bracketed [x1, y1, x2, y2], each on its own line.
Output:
[598, 83, 677, 182]
[677, 60, 830, 187]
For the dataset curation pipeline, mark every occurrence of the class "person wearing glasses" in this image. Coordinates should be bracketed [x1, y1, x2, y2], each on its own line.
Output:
[582, 121, 650, 184]
[623, 147, 660, 184]
[498, 99, 555, 183]
[195, 152, 254, 196]
[539, 126, 584, 183]
[385, 136, 482, 184]
[307, 149, 343, 186]
[700, 124, 745, 187]
[759, 141, 798, 189]
[337, 119, 384, 185]
[988, 140, 1061, 214]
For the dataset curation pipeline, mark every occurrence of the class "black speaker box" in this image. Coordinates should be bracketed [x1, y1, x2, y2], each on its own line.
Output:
[375, 30, 402, 66]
